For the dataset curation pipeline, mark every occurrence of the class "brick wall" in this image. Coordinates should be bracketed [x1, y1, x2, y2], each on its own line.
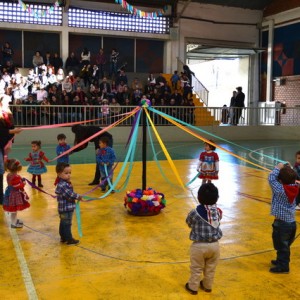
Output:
[274, 75, 300, 125]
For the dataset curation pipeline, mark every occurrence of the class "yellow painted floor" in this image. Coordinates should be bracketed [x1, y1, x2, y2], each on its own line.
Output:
[1, 160, 300, 300]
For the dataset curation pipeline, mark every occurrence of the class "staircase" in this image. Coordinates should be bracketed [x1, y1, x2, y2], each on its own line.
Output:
[162, 73, 219, 126]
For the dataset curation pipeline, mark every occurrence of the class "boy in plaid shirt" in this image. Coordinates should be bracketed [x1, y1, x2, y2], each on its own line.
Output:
[185, 183, 222, 295]
[55, 162, 82, 245]
[268, 163, 299, 273]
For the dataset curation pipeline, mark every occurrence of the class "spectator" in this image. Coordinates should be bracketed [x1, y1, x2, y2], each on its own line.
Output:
[52, 52, 63, 74]
[109, 48, 119, 79]
[96, 48, 106, 80]
[65, 52, 80, 76]
[32, 51, 44, 75]
[80, 47, 90, 67]
[1, 42, 14, 66]
[232, 86, 245, 125]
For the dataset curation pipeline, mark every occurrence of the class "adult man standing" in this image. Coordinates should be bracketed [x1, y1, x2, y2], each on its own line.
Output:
[232, 86, 245, 125]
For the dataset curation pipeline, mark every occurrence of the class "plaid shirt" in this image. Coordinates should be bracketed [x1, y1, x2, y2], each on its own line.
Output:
[269, 167, 297, 222]
[55, 179, 80, 213]
[186, 205, 222, 242]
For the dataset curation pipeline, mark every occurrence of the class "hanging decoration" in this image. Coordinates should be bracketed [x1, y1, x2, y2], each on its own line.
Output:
[18, 0, 61, 19]
[115, 0, 167, 19]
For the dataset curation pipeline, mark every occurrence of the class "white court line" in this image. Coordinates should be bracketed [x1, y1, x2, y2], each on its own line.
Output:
[248, 144, 296, 168]
[5, 214, 38, 300]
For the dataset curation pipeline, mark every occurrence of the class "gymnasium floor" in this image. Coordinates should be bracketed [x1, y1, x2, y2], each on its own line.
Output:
[2, 140, 300, 300]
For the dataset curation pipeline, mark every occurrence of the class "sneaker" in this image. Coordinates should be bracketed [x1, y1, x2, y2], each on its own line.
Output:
[17, 219, 23, 225]
[66, 239, 80, 246]
[185, 283, 198, 295]
[89, 181, 99, 186]
[269, 266, 289, 274]
[295, 205, 300, 210]
[200, 281, 212, 293]
[11, 223, 23, 228]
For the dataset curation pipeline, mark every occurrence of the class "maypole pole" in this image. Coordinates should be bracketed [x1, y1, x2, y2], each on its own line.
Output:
[142, 106, 147, 191]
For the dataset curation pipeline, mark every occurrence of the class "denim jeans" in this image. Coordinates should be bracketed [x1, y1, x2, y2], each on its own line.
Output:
[59, 211, 74, 241]
[272, 219, 296, 270]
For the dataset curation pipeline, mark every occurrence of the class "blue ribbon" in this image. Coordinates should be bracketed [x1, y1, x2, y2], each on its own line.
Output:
[148, 107, 286, 164]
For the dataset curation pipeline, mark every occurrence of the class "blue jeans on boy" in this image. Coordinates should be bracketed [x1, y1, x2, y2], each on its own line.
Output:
[272, 219, 296, 270]
[100, 165, 113, 190]
[59, 211, 74, 241]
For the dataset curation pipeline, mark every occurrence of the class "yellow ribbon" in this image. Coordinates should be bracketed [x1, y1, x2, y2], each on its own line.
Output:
[144, 108, 186, 189]
[162, 114, 271, 172]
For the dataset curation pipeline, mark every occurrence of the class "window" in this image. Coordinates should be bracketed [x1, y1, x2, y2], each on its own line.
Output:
[0, 1, 62, 26]
[68, 8, 170, 34]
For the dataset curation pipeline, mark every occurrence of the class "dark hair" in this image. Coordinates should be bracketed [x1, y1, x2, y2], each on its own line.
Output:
[31, 140, 41, 147]
[236, 86, 242, 92]
[205, 140, 216, 151]
[56, 162, 70, 174]
[5, 158, 22, 172]
[278, 166, 297, 184]
[197, 183, 219, 205]
[99, 136, 109, 145]
[57, 133, 66, 140]
[295, 150, 300, 157]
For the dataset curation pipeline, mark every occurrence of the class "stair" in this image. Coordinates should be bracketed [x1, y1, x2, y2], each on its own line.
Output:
[162, 73, 219, 126]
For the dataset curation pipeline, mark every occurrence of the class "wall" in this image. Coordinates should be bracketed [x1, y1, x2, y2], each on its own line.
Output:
[13, 126, 300, 148]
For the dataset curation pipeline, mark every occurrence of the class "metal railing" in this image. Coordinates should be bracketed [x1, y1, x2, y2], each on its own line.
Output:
[9, 104, 298, 127]
[177, 57, 209, 106]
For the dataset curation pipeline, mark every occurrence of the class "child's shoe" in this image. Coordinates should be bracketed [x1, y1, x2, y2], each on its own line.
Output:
[269, 266, 289, 274]
[66, 238, 80, 246]
[11, 223, 23, 229]
[17, 219, 23, 225]
[200, 281, 212, 293]
[38, 183, 43, 188]
[185, 283, 198, 295]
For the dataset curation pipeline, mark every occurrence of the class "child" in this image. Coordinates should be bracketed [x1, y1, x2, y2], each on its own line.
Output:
[55, 162, 82, 245]
[170, 70, 180, 90]
[197, 140, 219, 184]
[268, 163, 299, 274]
[185, 183, 222, 295]
[293, 150, 300, 210]
[96, 136, 116, 192]
[56, 133, 71, 164]
[3, 159, 30, 228]
[25, 140, 49, 187]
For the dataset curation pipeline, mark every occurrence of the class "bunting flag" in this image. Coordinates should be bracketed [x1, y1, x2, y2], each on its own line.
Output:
[18, 0, 61, 19]
[115, 0, 167, 19]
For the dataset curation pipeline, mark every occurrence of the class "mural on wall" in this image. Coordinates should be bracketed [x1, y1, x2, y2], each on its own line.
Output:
[262, 22, 300, 77]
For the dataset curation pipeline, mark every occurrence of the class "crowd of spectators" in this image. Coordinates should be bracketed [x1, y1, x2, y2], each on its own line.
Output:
[0, 45, 196, 126]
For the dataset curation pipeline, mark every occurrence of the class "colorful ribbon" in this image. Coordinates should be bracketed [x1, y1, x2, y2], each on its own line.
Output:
[144, 108, 186, 189]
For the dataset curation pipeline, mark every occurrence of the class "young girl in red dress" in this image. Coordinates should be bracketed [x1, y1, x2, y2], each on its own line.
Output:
[3, 158, 30, 228]
[197, 140, 219, 184]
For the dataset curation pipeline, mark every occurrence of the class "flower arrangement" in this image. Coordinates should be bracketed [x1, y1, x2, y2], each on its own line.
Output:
[124, 188, 166, 216]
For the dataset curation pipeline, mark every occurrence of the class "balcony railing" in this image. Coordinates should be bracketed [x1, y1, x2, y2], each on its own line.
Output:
[9, 104, 297, 127]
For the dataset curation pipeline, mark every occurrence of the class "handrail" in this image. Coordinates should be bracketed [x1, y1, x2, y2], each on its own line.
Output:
[176, 57, 209, 106]
[9, 104, 300, 127]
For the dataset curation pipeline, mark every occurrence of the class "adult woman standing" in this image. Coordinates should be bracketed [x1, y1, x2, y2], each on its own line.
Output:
[80, 47, 91, 67]
[0, 94, 22, 204]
